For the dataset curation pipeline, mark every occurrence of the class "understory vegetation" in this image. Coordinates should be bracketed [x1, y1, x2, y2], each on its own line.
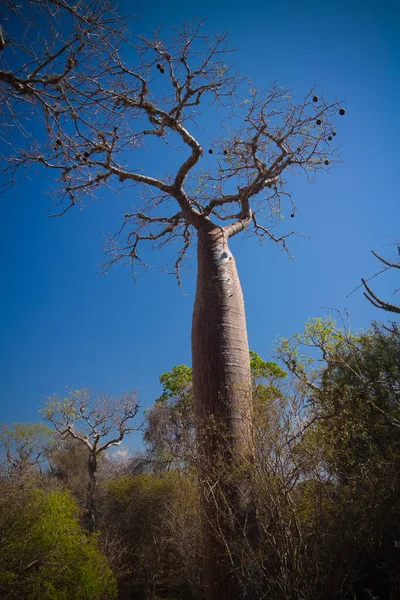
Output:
[1, 318, 399, 600]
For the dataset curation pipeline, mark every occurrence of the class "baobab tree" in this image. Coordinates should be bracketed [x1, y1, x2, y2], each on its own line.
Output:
[43, 388, 139, 531]
[1, 3, 346, 597]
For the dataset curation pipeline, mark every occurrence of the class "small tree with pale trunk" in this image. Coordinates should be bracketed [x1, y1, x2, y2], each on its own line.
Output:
[2, 3, 347, 596]
[42, 388, 139, 531]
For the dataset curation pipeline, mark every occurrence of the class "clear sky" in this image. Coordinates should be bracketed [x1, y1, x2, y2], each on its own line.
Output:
[0, 0, 399, 446]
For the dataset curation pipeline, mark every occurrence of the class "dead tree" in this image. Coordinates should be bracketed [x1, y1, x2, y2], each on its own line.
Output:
[43, 389, 139, 531]
[1, 6, 346, 597]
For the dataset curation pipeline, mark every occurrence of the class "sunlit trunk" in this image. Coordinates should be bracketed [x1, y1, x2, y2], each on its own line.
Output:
[192, 226, 256, 599]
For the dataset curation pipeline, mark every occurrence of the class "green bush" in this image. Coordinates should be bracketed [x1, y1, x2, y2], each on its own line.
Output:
[0, 483, 117, 600]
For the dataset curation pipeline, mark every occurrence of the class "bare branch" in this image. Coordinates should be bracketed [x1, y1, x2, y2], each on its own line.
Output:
[371, 249, 400, 270]
[362, 278, 400, 314]
[42, 389, 140, 455]
[360, 246, 400, 315]
[1, 12, 346, 276]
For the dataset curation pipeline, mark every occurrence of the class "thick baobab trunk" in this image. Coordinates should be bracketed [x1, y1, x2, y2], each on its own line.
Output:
[192, 226, 256, 599]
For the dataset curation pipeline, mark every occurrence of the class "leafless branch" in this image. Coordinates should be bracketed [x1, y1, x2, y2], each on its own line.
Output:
[1, 11, 346, 278]
[360, 246, 400, 314]
[362, 278, 400, 314]
[42, 389, 140, 453]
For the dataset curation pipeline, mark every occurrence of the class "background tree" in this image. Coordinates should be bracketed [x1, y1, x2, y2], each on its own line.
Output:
[47, 434, 94, 507]
[0, 422, 53, 478]
[144, 353, 287, 472]
[302, 322, 400, 479]
[2, 5, 347, 595]
[277, 317, 400, 443]
[42, 388, 139, 531]
[276, 318, 400, 598]
[144, 364, 195, 471]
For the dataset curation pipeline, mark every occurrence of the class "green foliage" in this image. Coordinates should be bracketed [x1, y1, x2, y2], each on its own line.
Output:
[3, 323, 400, 599]
[312, 323, 400, 478]
[276, 316, 351, 380]
[145, 366, 196, 469]
[107, 472, 179, 505]
[0, 484, 117, 600]
[250, 351, 287, 414]
[157, 352, 286, 403]
[249, 350, 287, 381]
[157, 364, 193, 403]
[277, 319, 400, 475]
[145, 353, 287, 470]
[0, 422, 52, 443]
[271, 319, 400, 598]
[0, 422, 54, 476]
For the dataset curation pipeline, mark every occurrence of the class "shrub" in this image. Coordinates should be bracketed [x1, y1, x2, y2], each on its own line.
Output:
[0, 482, 117, 600]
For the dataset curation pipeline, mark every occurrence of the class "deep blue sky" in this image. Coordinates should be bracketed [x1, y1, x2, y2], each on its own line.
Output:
[1, 0, 399, 447]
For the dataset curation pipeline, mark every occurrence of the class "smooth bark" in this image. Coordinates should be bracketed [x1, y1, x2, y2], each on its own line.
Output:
[192, 226, 256, 599]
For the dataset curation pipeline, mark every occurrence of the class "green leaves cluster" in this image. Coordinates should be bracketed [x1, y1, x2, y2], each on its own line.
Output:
[249, 350, 286, 381]
[0, 422, 54, 477]
[145, 352, 287, 470]
[157, 364, 193, 403]
[0, 485, 117, 600]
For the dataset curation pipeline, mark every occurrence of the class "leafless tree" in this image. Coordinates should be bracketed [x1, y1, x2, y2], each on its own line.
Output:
[1, 6, 347, 596]
[42, 388, 139, 531]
